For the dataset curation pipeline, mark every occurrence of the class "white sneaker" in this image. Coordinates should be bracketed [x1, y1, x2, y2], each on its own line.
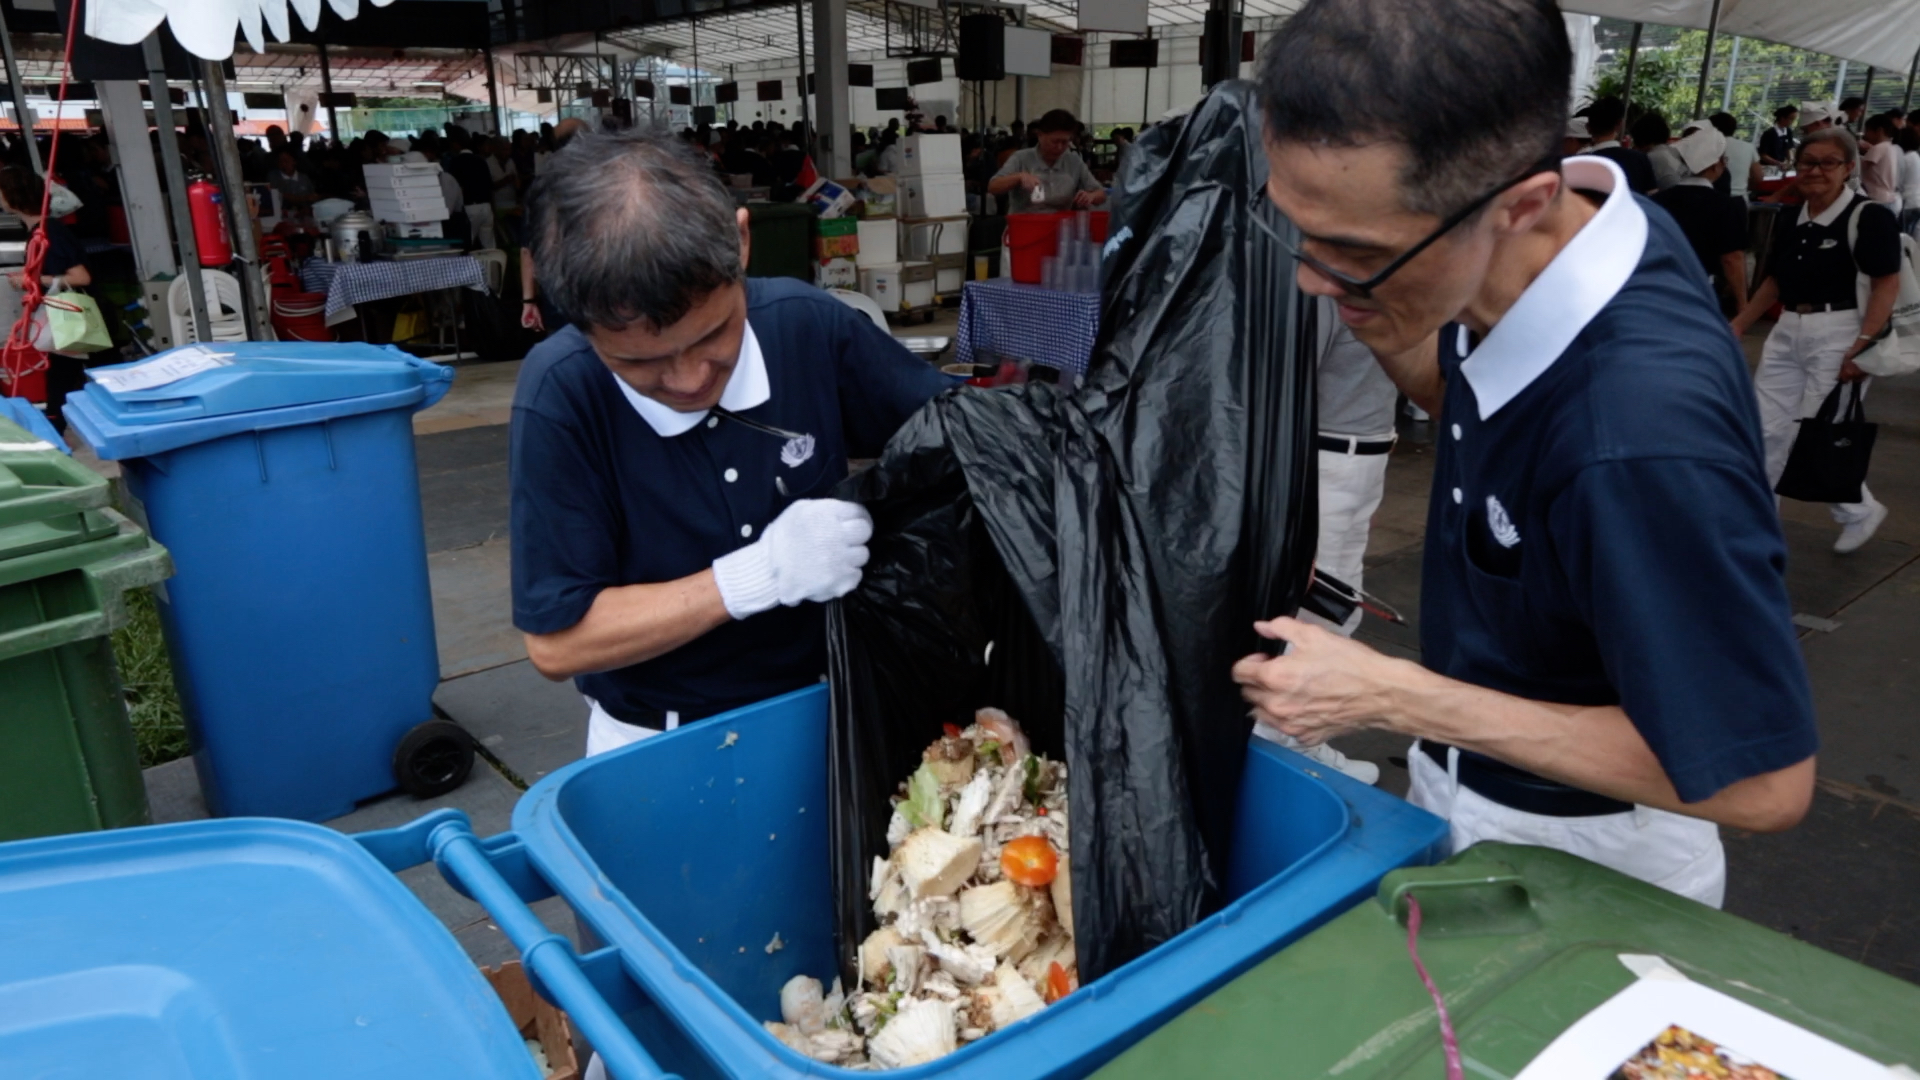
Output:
[1834, 503, 1889, 554]
[1254, 727, 1382, 785]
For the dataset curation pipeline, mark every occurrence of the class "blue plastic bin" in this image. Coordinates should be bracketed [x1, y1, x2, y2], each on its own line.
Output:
[380, 685, 1449, 1080]
[61, 343, 453, 820]
[0, 818, 541, 1079]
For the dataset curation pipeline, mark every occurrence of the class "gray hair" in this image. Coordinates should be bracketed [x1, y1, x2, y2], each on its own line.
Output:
[1798, 127, 1859, 167]
[528, 127, 743, 331]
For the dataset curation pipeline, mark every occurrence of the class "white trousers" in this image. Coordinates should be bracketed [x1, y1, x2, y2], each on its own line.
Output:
[1308, 435, 1394, 636]
[583, 696, 674, 757]
[464, 202, 496, 250]
[1407, 744, 1727, 909]
[1754, 309, 1882, 524]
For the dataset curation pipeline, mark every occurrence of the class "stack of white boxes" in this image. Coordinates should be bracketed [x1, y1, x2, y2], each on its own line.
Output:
[895, 134, 967, 301]
[365, 162, 448, 238]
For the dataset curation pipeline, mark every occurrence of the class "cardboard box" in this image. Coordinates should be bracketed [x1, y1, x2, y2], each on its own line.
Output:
[482, 961, 580, 1080]
[814, 256, 858, 289]
[899, 175, 966, 219]
[899, 134, 963, 177]
[803, 178, 857, 218]
[814, 217, 860, 260]
[853, 176, 897, 219]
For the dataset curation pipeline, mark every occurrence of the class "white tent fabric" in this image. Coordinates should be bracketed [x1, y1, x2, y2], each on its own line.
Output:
[1564, 0, 1920, 75]
[84, 0, 396, 61]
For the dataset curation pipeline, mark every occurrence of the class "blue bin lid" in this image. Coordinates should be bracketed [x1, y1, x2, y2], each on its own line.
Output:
[0, 819, 541, 1080]
[64, 342, 453, 459]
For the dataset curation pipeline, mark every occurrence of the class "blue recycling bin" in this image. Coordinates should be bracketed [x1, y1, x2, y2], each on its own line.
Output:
[0, 818, 544, 1079]
[63, 343, 458, 821]
[360, 685, 1451, 1080]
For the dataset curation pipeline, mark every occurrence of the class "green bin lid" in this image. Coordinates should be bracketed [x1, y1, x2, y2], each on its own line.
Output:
[1098, 844, 1920, 1079]
[0, 417, 115, 563]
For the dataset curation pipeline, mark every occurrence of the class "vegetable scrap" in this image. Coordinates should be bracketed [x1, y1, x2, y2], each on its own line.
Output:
[763, 708, 1074, 1068]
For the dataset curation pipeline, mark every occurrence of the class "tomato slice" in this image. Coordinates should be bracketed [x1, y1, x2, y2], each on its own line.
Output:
[1000, 834, 1059, 887]
[1046, 961, 1073, 1003]
[943, 723, 963, 738]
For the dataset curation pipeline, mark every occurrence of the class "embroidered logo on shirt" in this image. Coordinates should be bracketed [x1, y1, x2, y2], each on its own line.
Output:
[1486, 495, 1522, 548]
[780, 434, 816, 468]
[1819, 238, 1839, 249]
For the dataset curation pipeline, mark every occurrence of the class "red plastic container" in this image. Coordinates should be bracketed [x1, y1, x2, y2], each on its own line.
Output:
[1007, 210, 1110, 285]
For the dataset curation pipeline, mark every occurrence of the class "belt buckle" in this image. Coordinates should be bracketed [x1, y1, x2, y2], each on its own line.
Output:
[1794, 303, 1815, 314]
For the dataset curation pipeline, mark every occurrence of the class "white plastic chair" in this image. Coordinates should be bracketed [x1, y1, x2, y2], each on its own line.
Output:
[471, 248, 508, 296]
[828, 288, 890, 332]
[168, 269, 248, 345]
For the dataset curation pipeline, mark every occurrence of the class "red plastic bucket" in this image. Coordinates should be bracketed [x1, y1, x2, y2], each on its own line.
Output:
[1007, 210, 1110, 285]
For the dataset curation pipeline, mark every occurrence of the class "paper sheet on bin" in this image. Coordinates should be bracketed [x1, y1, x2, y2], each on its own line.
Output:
[90, 345, 235, 394]
[1514, 976, 1898, 1079]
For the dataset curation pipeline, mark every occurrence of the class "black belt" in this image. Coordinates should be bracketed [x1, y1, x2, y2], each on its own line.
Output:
[1420, 740, 1634, 818]
[1786, 300, 1856, 314]
[1316, 434, 1396, 456]
[612, 702, 721, 732]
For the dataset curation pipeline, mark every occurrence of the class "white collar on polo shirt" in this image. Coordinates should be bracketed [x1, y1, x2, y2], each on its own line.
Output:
[612, 319, 771, 437]
[1456, 155, 1648, 420]
[1797, 185, 1857, 227]
[1673, 175, 1715, 189]
[1589, 139, 1621, 151]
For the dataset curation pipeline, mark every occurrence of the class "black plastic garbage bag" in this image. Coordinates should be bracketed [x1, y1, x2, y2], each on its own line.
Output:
[828, 80, 1318, 985]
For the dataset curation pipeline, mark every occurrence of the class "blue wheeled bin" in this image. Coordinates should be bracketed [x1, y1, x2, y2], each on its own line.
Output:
[0, 818, 549, 1079]
[364, 684, 1451, 1080]
[62, 343, 464, 821]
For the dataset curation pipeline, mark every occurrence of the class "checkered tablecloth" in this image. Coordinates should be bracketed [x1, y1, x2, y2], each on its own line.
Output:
[954, 279, 1102, 374]
[300, 256, 488, 317]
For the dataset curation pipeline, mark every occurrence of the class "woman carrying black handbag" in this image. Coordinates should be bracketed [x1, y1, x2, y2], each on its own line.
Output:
[1731, 126, 1897, 554]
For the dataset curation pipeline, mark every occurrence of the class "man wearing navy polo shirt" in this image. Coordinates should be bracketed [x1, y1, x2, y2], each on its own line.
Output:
[1235, 0, 1816, 907]
[511, 129, 950, 756]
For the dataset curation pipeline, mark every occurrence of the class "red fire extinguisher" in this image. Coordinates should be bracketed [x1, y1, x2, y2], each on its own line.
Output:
[187, 178, 233, 266]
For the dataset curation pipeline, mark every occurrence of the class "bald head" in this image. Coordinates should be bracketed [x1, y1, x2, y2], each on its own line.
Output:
[553, 118, 589, 150]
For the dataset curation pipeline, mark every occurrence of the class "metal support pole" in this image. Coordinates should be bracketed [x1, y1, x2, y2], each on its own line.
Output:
[200, 60, 268, 340]
[143, 34, 210, 343]
[1720, 35, 1741, 113]
[1015, 10, 1028, 127]
[1903, 50, 1919, 113]
[795, 0, 811, 146]
[1691, 0, 1722, 120]
[319, 42, 338, 143]
[810, 0, 850, 175]
[1620, 22, 1643, 110]
[0, 1, 42, 174]
[1836, 60, 1850, 117]
[1861, 67, 1876, 119]
[99, 81, 175, 279]
[484, 46, 502, 134]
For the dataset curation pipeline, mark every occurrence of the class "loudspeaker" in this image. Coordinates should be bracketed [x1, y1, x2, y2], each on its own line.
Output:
[848, 64, 874, 87]
[957, 13, 1006, 82]
[1109, 39, 1159, 68]
[875, 87, 912, 111]
[907, 58, 943, 86]
[757, 79, 785, 101]
[714, 82, 739, 104]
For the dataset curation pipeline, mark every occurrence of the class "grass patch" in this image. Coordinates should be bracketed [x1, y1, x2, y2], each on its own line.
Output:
[113, 587, 190, 768]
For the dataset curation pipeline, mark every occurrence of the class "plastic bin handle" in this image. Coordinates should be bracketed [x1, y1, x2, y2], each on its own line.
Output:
[0, 610, 107, 663]
[1376, 861, 1542, 937]
[354, 809, 681, 1080]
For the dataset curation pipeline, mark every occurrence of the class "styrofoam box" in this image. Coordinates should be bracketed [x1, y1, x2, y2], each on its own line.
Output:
[859, 262, 902, 311]
[368, 173, 446, 195]
[855, 219, 898, 268]
[902, 260, 936, 309]
[365, 162, 442, 179]
[370, 200, 446, 224]
[386, 220, 446, 238]
[370, 188, 447, 213]
[900, 175, 966, 220]
[899, 134, 963, 177]
[899, 216, 968, 259]
[936, 265, 965, 294]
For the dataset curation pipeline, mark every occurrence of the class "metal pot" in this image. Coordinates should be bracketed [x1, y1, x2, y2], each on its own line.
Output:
[329, 211, 382, 262]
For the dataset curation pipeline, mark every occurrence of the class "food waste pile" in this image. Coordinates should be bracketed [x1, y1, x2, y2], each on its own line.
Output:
[766, 709, 1075, 1069]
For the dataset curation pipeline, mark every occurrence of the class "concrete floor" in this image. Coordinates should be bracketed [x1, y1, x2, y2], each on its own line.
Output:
[140, 310, 1920, 984]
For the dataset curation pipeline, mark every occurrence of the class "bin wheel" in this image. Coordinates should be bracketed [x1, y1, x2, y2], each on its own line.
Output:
[393, 720, 475, 799]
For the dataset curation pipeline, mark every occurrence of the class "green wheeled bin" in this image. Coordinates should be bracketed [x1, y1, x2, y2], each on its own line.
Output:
[1097, 843, 1920, 1079]
[0, 417, 172, 842]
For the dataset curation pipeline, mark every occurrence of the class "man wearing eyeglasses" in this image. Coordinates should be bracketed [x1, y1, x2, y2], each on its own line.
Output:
[511, 129, 950, 759]
[1232, 0, 1816, 907]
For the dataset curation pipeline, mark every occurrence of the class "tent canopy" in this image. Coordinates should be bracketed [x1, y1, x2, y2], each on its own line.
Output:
[1565, 0, 1920, 75]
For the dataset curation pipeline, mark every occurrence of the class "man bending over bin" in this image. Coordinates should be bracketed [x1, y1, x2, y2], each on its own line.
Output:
[510, 129, 951, 756]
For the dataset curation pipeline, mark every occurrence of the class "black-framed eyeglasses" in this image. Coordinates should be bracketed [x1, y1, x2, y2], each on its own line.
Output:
[1255, 155, 1562, 299]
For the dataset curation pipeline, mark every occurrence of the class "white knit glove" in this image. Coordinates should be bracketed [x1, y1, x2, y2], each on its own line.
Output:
[711, 499, 874, 619]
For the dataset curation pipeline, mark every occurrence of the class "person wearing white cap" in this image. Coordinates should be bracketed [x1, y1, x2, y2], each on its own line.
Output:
[1563, 116, 1591, 157]
[1653, 125, 1748, 307]
[1799, 102, 1838, 136]
[1731, 127, 1898, 554]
